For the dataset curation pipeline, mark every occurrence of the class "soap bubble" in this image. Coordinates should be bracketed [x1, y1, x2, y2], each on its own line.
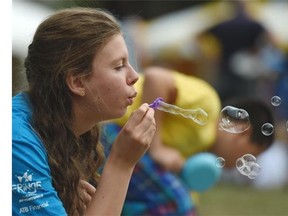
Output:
[249, 163, 262, 175]
[271, 96, 281, 107]
[242, 154, 256, 166]
[247, 163, 262, 179]
[236, 158, 251, 176]
[215, 157, 225, 168]
[219, 106, 250, 133]
[261, 123, 274, 136]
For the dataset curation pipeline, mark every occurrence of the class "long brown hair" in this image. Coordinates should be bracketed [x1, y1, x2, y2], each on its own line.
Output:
[24, 7, 121, 215]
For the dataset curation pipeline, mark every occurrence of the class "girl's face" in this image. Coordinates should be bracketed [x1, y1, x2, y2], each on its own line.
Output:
[83, 34, 139, 121]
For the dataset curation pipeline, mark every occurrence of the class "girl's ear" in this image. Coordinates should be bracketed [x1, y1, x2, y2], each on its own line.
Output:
[66, 71, 86, 96]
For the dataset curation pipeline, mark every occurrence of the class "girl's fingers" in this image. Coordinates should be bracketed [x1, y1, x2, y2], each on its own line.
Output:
[80, 180, 96, 196]
[126, 103, 150, 127]
[79, 180, 96, 207]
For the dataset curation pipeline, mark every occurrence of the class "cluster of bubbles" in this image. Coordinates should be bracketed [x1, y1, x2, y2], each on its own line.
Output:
[258, 95, 282, 136]
[219, 96, 281, 136]
[215, 154, 261, 179]
[236, 154, 261, 179]
[214, 95, 287, 179]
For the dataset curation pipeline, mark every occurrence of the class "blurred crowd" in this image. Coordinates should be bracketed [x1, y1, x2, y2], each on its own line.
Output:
[115, 0, 288, 190]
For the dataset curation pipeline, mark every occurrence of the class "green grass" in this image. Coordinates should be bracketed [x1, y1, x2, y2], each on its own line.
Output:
[197, 183, 288, 216]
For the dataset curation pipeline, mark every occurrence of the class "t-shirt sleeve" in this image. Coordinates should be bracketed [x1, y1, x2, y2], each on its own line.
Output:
[12, 132, 67, 215]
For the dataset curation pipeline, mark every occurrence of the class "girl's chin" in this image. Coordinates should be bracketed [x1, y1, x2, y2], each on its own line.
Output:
[113, 108, 127, 119]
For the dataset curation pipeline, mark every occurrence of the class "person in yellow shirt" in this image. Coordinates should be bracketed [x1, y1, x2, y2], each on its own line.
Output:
[101, 66, 274, 216]
[115, 66, 221, 161]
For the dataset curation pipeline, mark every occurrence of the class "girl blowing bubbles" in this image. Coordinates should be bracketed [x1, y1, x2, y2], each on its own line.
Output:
[12, 7, 156, 215]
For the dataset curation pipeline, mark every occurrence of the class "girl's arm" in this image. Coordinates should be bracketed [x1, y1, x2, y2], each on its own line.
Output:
[84, 103, 155, 216]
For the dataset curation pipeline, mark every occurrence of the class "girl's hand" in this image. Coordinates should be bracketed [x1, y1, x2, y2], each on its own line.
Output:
[79, 180, 96, 211]
[110, 103, 156, 168]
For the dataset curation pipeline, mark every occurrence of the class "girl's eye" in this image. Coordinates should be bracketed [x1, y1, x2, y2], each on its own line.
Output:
[115, 64, 125, 70]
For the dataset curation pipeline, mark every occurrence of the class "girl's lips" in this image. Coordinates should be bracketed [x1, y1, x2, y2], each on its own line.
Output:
[127, 92, 137, 105]
[127, 97, 134, 105]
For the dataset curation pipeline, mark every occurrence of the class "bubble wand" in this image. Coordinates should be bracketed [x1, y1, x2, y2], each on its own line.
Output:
[149, 97, 208, 125]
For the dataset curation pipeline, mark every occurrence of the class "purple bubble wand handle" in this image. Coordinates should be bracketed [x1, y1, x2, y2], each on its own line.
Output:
[149, 97, 164, 109]
[149, 97, 208, 125]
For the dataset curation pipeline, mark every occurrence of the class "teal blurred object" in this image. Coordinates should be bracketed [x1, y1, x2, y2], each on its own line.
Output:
[180, 153, 222, 192]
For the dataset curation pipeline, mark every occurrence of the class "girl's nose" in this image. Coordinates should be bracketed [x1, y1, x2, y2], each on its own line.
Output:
[127, 65, 139, 85]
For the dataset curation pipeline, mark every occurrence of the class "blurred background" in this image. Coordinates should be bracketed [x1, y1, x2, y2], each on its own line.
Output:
[13, 0, 288, 215]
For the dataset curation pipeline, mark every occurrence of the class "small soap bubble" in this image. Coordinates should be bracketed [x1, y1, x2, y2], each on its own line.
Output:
[242, 154, 257, 166]
[249, 163, 261, 175]
[261, 123, 274, 136]
[271, 96, 281, 107]
[236, 158, 246, 174]
[215, 157, 225, 168]
[237, 164, 251, 176]
[247, 173, 258, 179]
[247, 163, 262, 179]
[219, 106, 250, 133]
[236, 157, 252, 176]
[236, 157, 245, 169]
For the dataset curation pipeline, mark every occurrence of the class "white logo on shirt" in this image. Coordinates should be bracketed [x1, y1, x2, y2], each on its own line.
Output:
[12, 170, 42, 195]
[13, 170, 50, 213]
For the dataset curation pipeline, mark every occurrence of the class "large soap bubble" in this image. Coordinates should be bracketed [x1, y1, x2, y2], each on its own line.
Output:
[219, 106, 250, 133]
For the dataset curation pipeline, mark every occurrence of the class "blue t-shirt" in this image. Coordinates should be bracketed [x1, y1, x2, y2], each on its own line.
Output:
[12, 93, 67, 215]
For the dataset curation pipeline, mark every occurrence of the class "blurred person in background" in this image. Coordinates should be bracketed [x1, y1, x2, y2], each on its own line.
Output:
[198, 0, 280, 103]
[101, 66, 275, 215]
[225, 50, 288, 190]
[255, 48, 288, 190]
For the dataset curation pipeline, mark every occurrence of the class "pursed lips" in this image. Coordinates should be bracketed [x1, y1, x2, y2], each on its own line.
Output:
[127, 92, 137, 105]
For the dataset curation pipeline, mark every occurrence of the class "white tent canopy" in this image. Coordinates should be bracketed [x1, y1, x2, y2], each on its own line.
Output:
[13, 0, 54, 58]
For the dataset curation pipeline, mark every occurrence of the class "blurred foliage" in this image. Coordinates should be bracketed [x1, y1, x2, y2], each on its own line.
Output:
[198, 183, 288, 216]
